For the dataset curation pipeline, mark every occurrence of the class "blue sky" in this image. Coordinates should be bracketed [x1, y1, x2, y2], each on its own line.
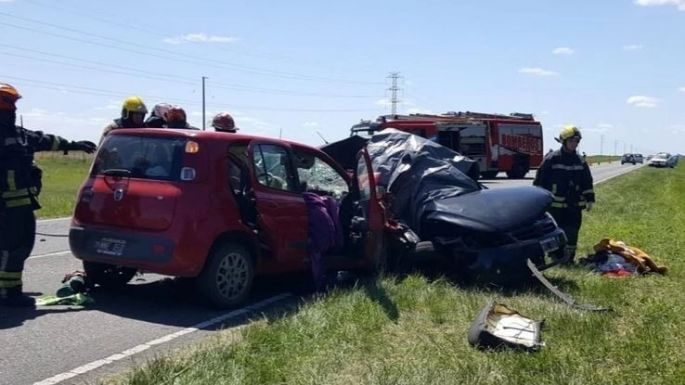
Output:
[2, 0, 684, 154]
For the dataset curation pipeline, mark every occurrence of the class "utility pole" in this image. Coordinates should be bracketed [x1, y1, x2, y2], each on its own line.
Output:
[387, 72, 401, 115]
[202, 76, 207, 131]
[614, 140, 618, 156]
[600, 134, 604, 155]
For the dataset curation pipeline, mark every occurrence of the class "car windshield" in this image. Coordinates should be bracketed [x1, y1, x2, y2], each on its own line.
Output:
[92, 135, 185, 180]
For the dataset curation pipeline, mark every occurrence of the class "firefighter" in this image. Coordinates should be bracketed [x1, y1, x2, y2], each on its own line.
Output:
[0, 83, 96, 307]
[99, 95, 148, 144]
[533, 125, 594, 264]
[164, 105, 198, 129]
[144, 102, 172, 128]
[211, 112, 239, 133]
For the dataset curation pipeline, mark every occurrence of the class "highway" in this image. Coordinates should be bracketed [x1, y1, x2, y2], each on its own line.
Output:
[0, 161, 642, 385]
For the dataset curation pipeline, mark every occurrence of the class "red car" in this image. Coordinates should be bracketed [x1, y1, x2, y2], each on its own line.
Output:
[70, 128, 565, 308]
[70, 129, 386, 308]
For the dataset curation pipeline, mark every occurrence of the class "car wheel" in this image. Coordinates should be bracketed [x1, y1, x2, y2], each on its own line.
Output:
[83, 261, 137, 289]
[480, 171, 499, 179]
[197, 243, 254, 308]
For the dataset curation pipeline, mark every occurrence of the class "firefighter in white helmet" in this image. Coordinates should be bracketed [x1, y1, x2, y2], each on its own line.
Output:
[533, 125, 594, 264]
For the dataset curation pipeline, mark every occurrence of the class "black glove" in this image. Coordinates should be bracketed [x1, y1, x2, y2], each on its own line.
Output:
[69, 140, 97, 154]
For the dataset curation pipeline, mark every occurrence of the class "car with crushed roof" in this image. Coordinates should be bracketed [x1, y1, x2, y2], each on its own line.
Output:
[70, 128, 566, 308]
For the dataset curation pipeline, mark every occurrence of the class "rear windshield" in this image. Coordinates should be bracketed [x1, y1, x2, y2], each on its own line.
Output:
[92, 135, 185, 180]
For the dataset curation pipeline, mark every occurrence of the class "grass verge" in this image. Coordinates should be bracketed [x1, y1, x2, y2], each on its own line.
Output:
[100, 164, 683, 385]
[33, 152, 93, 218]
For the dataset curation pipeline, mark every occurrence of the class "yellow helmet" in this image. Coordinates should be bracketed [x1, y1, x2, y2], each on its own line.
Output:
[121, 96, 147, 119]
[559, 125, 581, 142]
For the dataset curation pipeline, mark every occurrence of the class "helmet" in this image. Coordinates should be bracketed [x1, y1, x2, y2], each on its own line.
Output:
[0, 83, 21, 111]
[212, 112, 238, 132]
[121, 96, 147, 119]
[165, 106, 187, 124]
[151, 103, 172, 118]
[559, 125, 582, 142]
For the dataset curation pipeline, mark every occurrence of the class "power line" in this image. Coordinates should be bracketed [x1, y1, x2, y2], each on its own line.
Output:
[1, 45, 379, 98]
[0, 12, 384, 85]
[1, 75, 381, 113]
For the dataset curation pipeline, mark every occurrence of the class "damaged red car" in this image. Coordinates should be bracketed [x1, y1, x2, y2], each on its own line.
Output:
[70, 128, 566, 308]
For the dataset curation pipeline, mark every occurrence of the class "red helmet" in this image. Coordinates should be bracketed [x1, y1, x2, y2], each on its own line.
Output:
[0, 83, 22, 111]
[212, 112, 238, 132]
[165, 106, 187, 123]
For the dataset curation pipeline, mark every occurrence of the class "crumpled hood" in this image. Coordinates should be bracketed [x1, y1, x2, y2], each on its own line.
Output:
[421, 186, 553, 234]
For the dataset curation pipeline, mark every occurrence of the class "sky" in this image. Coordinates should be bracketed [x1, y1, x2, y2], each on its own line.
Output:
[2, 0, 684, 155]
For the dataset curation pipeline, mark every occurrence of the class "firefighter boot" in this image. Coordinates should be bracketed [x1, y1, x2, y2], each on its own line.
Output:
[561, 245, 577, 265]
[0, 286, 36, 307]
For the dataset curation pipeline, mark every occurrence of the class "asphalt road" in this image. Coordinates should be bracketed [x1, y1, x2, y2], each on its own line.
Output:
[0, 161, 642, 385]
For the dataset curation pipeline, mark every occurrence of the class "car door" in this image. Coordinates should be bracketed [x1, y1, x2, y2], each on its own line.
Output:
[248, 142, 308, 269]
[354, 149, 387, 270]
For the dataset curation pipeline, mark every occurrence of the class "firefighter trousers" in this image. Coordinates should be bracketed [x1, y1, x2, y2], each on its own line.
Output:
[0, 207, 36, 296]
[548, 207, 582, 263]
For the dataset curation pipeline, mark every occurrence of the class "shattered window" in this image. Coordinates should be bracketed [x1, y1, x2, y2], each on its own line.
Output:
[293, 150, 348, 198]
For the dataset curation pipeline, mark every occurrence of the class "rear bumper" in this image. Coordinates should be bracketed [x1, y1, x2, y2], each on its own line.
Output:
[69, 226, 175, 266]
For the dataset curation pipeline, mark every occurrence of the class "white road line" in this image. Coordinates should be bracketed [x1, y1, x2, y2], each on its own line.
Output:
[28, 250, 71, 259]
[36, 217, 71, 223]
[33, 293, 292, 385]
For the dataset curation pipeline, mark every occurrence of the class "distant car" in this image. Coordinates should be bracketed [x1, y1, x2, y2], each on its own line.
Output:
[633, 154, 644, 164]
[648, 153, 674, 168]
[621, 153, 635, 165]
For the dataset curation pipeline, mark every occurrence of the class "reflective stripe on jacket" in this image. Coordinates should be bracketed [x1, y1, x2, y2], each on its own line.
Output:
[533, 148, 594, 208]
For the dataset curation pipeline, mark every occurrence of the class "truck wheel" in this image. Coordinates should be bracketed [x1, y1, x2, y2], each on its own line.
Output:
[506, 158, 529, 179]
[480, 171, 499, 179]
[83, 261, 137, 289]
[197, 243, 254, 308]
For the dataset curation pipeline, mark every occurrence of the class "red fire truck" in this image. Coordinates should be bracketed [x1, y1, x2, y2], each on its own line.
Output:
[350, 111, 544, 179]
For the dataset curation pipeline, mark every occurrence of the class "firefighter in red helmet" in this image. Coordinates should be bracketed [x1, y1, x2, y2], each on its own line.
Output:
[212, 112, 239, 133]
[0, 83, 96, 307]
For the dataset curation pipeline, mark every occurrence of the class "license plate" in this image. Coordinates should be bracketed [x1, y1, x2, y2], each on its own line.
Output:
[95, 238, 127, 256]
[540, 236, 560, 254]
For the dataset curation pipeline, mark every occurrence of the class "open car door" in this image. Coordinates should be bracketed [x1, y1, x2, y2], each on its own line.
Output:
[353, 148, 387, 272]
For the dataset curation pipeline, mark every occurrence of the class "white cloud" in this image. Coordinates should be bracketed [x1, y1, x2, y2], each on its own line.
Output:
[375, 98, 391, 107]
[626, 95, 660, 108]
[679, 86, 685, 92]
[0, 0, 16, 2]
[634, 0, 685, 11]
[163, 33, 238, 45]
[406, 107, 434, 115]
[552, 47, 575, 55]
[623, 44, 643, 51]
[519, 67, 559, 77]
[670, 124, 685, 134]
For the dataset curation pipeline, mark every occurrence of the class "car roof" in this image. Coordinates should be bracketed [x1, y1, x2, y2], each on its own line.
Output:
[107, 128, 323, 153]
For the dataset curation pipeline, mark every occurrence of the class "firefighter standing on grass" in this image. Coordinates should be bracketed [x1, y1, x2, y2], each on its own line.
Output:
[534, 125, 594, 264]
[0, 83, 96, 307]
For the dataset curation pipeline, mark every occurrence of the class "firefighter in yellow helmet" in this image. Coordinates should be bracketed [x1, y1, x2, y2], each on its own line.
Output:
[99, 96, 148, 144]
[533, 125, 594, 264]
[1, 83, 96, 307]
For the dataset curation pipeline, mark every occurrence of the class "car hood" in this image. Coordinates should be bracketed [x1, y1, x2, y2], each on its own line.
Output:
[422, 186, 553, 234]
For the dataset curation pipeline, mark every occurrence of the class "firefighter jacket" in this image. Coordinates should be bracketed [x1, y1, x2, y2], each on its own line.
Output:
[1, 124, 70, 210]
[533, 148, 594, 209]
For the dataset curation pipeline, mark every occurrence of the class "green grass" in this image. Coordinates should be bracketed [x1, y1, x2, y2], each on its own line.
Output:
[586, 155, 619, 165]
[102, 164, 684, 385]
[33, 152, 93, 218]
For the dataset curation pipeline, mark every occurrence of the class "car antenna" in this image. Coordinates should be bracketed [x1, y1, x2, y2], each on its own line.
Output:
[316, 130, 329, 144]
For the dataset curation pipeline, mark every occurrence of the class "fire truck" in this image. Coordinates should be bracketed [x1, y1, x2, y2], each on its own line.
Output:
[350, 111, 544, 179]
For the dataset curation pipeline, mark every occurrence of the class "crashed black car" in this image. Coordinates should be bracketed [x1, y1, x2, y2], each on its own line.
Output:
[323, 129, 566, 281]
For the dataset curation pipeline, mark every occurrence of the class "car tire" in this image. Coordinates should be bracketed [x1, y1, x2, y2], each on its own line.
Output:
[196, 243, 254, 308]
[480, 171, 499, 179]
[83, 261, 137, 289]
[506, 156, 529, 179]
